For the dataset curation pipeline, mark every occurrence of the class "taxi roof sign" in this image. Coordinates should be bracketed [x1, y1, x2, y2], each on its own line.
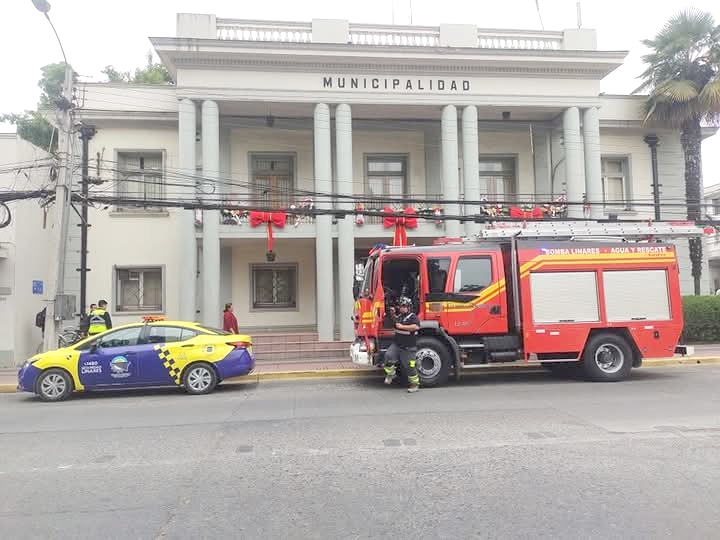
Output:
[142, 315, 165, 322]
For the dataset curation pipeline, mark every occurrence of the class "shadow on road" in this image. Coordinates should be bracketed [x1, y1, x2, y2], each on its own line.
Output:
[349, 366, 678, 390]
[14, 380, 260, 403]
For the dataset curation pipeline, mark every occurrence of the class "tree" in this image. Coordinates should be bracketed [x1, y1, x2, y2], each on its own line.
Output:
[101, 51, 173, 85]
[636, 8, 720, 295]
[0, 62, 72, 153]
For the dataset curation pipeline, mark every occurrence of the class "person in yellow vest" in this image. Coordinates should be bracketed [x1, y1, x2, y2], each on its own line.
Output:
[87, 300, 112, 336]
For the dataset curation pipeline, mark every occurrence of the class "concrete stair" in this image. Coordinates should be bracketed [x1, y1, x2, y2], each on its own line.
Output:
[250, 332, 352, 363]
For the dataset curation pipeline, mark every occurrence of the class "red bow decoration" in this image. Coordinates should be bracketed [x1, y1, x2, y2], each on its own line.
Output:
[249, 211, 286, 252]
[383, 207, 418, 246]
[509, 206, 544, 219]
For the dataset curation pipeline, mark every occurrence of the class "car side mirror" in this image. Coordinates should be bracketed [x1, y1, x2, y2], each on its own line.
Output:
[90, 343, 99, 353]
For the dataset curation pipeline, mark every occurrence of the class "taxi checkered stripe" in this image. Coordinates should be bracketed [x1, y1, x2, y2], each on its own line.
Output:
[154, 344, 182, 385]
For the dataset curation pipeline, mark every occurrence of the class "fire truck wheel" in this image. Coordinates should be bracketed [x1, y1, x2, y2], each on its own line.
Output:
[582, 333, 633, 382]
[414, 337, 451, 387]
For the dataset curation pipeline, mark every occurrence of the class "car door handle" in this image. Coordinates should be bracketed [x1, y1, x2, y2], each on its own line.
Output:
[490, 305, 501, 315]
[181, 344, 194, 348]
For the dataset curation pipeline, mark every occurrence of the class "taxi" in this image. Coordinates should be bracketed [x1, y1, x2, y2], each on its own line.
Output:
[17, 317, 255, 401]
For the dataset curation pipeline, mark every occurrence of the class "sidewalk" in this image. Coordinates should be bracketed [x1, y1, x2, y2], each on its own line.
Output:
[2, 347, 720, 392]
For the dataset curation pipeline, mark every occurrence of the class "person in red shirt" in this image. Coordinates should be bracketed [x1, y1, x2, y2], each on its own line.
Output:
[223, 303, 239, 334]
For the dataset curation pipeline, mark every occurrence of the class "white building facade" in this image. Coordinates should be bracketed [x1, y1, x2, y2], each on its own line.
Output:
[3, 13, 718, 365]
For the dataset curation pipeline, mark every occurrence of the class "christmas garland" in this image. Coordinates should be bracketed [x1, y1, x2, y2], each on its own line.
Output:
[480, 195, 568, 219]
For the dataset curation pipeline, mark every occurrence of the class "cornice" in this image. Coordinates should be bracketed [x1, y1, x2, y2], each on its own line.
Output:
[169, 56, 612, 79]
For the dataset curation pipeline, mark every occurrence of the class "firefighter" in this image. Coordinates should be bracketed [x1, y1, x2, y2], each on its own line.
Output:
[87, 300, 112, 336]
[383, 296, 421, 393]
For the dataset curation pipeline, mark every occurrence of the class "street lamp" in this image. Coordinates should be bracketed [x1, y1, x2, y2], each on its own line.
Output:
[31, 1, 68, 65]
[31, 0, 75, 352]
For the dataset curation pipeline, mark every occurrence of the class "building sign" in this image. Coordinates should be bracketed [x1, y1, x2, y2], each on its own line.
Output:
[322, 76, 471, 92]
[32, 280, 43, 295]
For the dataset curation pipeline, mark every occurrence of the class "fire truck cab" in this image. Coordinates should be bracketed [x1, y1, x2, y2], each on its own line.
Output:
[350, 220, 705, 387]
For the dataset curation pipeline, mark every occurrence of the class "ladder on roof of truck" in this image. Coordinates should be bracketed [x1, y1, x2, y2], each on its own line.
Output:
[472, 220, 713, 240]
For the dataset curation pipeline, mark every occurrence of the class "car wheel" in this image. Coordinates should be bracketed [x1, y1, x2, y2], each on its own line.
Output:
[582, 333, 633, 382]
[182, 362, 218, 395]
[36, 368, 73, 402]
[414, 337, 451, 387]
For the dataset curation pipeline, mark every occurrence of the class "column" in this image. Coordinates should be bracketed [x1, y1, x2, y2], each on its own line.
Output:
[177, 98, 197, 321]
[441, 105, 462, 238]
[562, 107, 586, 219]
[583, 107, 603, 219]
[335, 104, 355, 341]
[314, 103, 335, 342]
[201, 100, 221, 328]
[462, 105, 480, 237]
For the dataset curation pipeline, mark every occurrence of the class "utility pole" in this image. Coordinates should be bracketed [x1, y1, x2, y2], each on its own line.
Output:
[644, 134, 662, 221]
[32, 0, 76, 352]
[43, 64, 75, 352]
[78, 124, 96, 319]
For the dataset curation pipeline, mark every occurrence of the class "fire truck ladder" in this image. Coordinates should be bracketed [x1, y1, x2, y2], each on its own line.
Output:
[475, 220, 710, 240]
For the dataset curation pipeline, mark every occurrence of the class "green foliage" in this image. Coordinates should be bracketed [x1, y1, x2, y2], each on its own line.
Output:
[0, 61, 71, 153]
[681, 295, 720, 342]
[0, 111, 58, 153]
[636, 9, 720, 294]
[101, 51, 173, 85]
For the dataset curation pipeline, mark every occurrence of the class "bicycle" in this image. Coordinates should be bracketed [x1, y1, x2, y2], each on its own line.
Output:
[57, 327, 85, 349]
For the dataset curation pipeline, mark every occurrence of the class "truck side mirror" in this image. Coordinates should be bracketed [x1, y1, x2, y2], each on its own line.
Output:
[353, 283, 360, 299]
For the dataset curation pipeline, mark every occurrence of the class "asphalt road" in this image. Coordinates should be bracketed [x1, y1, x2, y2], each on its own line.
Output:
[1, 366, 720, 540]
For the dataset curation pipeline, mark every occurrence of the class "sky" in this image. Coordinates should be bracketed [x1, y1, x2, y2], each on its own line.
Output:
[1, 0, 718, 186]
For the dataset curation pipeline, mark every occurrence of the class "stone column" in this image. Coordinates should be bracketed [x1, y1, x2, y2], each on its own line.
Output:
[582, 107, 603, 219]
[177, 98, 197, 321]
[562, 107, 587, 219]
[335, 104, 355, 341]
[314, 103, 335, 342]
[462, 105, 480, 236]
[201, 100, 221, 328]
[441, 105, 461, 237]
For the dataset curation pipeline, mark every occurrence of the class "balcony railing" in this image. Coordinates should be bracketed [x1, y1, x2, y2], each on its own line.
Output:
[216, 19, 565, 50]
[476, 30, 562, 50]
[349, 24, 440, 47]
[216, 20, 312, 43]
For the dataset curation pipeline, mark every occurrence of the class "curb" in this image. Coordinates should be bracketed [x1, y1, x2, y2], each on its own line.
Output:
[2, 356, 720, 394]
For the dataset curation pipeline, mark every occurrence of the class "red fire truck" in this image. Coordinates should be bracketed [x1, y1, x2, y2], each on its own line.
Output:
[350, 220, 706, 386]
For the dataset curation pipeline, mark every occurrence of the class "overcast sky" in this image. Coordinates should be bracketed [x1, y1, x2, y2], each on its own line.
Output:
[1, 0, 718, 186]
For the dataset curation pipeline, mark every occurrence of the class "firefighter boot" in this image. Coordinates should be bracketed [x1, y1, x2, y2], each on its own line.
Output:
[384, 365, 397, 385]
[407, 358, 420, 393]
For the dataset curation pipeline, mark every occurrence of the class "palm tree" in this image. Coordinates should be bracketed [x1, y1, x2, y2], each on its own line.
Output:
[635, 8, 720, 295]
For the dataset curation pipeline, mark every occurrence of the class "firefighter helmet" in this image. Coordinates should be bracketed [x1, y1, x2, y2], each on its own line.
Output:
[398, 296, 413, 308]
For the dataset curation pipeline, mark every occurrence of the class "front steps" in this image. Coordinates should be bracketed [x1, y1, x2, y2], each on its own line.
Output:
[250, 332, 352, 363]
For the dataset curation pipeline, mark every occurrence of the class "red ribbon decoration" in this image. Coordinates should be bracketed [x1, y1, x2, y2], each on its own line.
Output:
[383, 207, 418, 246]
[509, 206, 544, 219]
[249, 211, 286, 252]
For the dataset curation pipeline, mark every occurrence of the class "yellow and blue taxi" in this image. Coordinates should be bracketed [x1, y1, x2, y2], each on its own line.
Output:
[17, 317, 255, 401]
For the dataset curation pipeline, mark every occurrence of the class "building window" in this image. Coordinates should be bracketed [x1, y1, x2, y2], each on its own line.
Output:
[251, 154, 294, 208]
[711, 198, 720, 216]
[115, 266, 163, 312]
[116, 151, 165, 209]
[366, 155, 408, 201]
[252, 264, 297, 310]
[601, 157, 631, 209]
[478, 156, 516, 203]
